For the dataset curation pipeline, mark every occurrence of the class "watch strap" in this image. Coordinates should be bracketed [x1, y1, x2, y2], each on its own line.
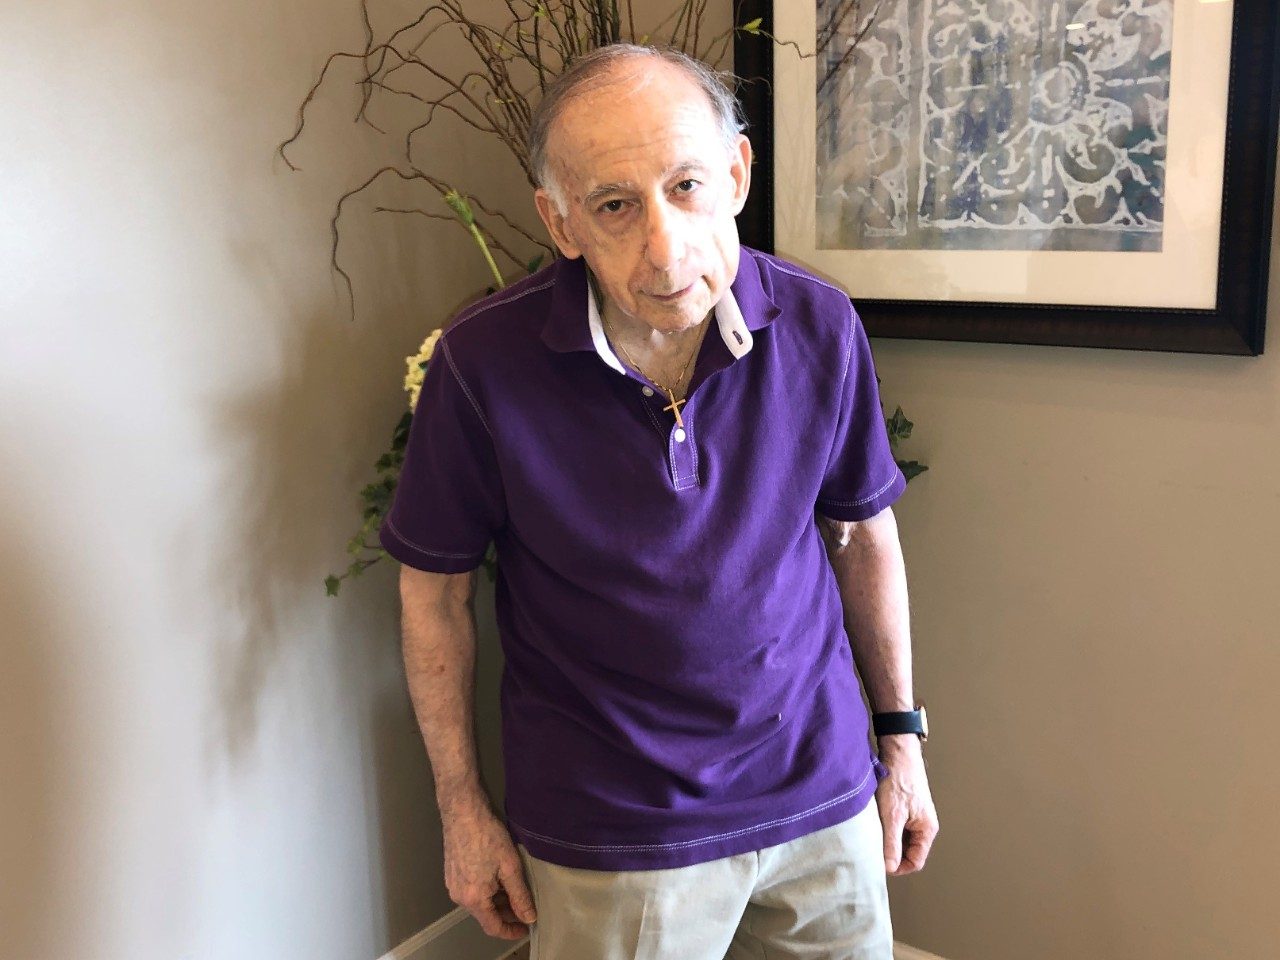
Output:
[872, 708, 926, 739]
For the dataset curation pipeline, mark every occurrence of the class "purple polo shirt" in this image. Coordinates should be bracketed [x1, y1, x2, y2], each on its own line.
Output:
[379, 245, 907, 871]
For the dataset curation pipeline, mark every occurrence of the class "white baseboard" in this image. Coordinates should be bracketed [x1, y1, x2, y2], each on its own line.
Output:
[381, 907, 945, 960]
[377, 906, 524, 960]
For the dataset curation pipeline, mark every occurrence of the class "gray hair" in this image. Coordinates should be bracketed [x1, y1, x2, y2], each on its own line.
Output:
[528, 43, 747, 216]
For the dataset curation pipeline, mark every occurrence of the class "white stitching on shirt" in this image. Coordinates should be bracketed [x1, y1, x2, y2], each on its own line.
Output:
[762, 258, 860, 413]
[837, 298, 855, 401]
[764, 257, 863, 378]
[819, 473, 901, 512]
[688, 414, 699, 480]
[442, 338, 494, 440]
[764, 258, 847, 298]
[678, 410, 698, 487]
[434, 278, 557, 442]
[450, 278, 556, 332]
[668, 428, 685, 484]
[813, 298, 859, 507]
[508, 766, 875, 853]
[384, 515, 482, 559]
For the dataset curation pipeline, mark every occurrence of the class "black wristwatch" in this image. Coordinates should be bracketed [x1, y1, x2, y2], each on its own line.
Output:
[872, 704, 928, 742]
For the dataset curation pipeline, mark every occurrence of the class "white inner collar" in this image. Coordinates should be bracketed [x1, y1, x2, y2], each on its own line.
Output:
[586, 275, 754, 376]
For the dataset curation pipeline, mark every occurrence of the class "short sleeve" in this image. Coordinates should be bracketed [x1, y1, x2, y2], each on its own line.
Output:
[814, 302, 907, 522]
[378, 337, 506, 572]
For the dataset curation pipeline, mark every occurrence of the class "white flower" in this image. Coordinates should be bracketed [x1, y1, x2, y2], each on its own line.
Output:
[404, 327, 443, 411]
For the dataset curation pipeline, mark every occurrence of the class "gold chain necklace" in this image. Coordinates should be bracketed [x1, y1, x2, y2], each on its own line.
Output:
[603, 314, 700, 428]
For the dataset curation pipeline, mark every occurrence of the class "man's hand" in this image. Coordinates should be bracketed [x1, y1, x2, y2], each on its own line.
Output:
[441, 797, 538, 940]
[874, 735, 939, 876]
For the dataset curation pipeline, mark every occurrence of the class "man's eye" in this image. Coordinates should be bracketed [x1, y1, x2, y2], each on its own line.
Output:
[600, 199, 626, 214]
[675, 179, 699, 194]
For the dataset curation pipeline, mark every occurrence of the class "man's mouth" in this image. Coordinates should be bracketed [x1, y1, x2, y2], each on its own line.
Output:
[649, 281, 695, 302]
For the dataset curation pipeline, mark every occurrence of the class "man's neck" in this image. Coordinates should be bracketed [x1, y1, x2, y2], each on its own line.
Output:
[587, 266, 711, 362]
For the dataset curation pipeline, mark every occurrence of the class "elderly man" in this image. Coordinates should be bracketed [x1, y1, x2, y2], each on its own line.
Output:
[379, 43, 937, 960]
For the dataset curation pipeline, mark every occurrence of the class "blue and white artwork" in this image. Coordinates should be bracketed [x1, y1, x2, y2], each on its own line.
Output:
[815, 0, 1174, 251]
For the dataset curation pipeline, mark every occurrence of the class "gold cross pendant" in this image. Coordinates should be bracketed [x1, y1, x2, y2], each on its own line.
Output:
[663, 390, 686, 428]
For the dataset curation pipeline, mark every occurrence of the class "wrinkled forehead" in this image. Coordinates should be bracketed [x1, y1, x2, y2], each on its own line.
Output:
[546, 62, 726, 188]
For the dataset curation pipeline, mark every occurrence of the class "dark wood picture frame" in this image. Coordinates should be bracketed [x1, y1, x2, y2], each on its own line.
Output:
[733, 0, 1280, 355]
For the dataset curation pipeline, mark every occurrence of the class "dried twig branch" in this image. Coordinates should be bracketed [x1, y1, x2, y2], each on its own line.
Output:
[282, 1, 871, 324]
[817, 0, 882, 99]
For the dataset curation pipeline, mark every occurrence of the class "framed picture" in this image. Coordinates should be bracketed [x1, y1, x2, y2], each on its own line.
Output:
[734, 0, 1280, 354]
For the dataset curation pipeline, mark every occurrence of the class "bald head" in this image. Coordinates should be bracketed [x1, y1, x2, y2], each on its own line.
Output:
[528, 44, 746, 216]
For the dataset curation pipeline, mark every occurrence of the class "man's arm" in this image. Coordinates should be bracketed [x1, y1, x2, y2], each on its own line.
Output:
[817, 506, 914, 714]
[398, 565, 537, 939]
[817, 506, 939, 876]
[399, 564, 489, 818]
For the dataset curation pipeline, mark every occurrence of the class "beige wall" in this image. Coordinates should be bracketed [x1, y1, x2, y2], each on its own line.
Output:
[0, 1, 534, 957]
[875, 144, 1280, 960]
[3, 0, 1275, 958]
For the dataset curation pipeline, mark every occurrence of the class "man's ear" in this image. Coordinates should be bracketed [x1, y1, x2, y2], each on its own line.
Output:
[728, 134, 752, 217]
[534, 188, 583, 259]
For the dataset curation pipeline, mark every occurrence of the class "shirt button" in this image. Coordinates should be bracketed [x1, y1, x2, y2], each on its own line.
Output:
[641, 386, 654, 396]
[674, 428, 687, 442]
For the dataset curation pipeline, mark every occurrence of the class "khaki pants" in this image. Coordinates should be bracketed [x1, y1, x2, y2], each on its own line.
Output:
[515, 797, 893, 960]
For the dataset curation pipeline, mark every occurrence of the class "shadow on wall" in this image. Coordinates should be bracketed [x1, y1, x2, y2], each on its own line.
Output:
[184, 203, 509, 944]
[368, 572, 507, 943]
[194, 146, 495, 771]
[0, 482, 87, 955]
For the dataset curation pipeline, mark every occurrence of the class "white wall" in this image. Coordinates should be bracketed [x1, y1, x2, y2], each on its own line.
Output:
[0, 2, 527, 957]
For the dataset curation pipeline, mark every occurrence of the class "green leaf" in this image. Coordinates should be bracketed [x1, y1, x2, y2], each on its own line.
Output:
[741, 17, 762, 34]
[324, 575, 341, 597]
[897, 460, 928, 482]
[481, 545, 499, 584]
[885, 405, 914, 441]
[390, 412, 412, 450]
[526, 253, 545, 274]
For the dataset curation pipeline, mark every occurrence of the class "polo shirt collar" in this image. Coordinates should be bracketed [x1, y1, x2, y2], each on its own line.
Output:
[539, 248, 781, 361]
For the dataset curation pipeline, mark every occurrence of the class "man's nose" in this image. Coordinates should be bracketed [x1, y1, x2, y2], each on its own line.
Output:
[643, 201, 686, 273]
